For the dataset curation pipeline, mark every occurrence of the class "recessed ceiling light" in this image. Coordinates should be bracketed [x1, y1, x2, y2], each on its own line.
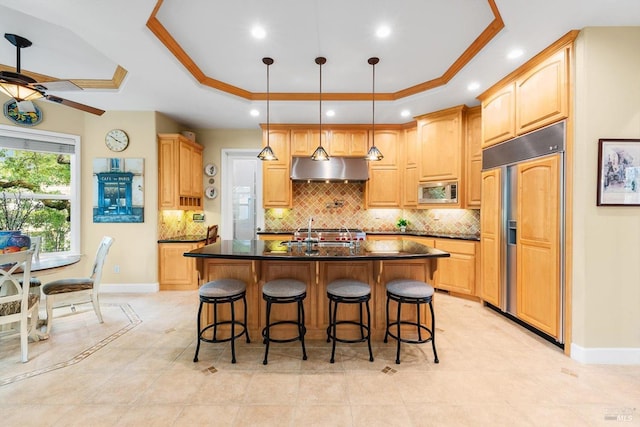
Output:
[467, 82, 481, 91]
[376, 25, 391, 38]
[251, 26, 266, 39]
[400, 110, 411, 117]
[507, 49, 524, 59]
[250, 109, 260, 117]
[326, 110, 335, 117]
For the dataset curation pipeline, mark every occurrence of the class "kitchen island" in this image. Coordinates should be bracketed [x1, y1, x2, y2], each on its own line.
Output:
[184, 239, 449, 340]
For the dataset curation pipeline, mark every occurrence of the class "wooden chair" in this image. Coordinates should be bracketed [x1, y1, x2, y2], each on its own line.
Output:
[0, 250, 39, 362]
[42, 236, 114, 335]
[206, 225, 219, 244]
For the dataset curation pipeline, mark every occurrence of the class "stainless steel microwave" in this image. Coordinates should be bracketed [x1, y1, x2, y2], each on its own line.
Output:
[418, 181, 458, 204]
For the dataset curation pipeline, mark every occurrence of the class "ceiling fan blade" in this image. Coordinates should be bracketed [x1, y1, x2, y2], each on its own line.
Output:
[45, 94, 105, 116]
[36, 80, 81, 92]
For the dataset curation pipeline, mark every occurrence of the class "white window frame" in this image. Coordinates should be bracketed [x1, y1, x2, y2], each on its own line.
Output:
[0, 124, 81, 255]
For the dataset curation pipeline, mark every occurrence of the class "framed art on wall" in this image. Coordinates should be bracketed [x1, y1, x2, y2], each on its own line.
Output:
[597, 138, 640, 206]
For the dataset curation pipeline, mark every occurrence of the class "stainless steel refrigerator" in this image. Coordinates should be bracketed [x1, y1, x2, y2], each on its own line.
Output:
[482, 121, 566, 345]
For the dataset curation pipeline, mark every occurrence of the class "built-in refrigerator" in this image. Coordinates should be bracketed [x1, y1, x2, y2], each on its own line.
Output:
[482, 121, 566, 346]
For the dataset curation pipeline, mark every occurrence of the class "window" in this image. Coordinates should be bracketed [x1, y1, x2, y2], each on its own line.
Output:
[0, 125, 80, 254]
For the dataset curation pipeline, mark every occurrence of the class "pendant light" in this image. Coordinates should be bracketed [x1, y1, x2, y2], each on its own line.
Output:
[365, 57, 384, 161]
[257, 57, 278, 161]
[311, 56, 330, 161]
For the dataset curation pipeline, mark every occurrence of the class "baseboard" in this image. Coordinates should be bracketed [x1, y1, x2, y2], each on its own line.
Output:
[100, 282, 159, 293]
[571, 343, 640, 365]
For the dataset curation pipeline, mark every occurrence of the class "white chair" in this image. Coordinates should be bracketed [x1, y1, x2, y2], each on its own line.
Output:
[42, 236, 114, 334]
[22, 236, 42, 294]
[0, 249, 39, 362]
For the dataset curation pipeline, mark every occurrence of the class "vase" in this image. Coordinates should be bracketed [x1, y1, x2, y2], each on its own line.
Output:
[0, 230, 31, 253]
[400, 226, 406, 233]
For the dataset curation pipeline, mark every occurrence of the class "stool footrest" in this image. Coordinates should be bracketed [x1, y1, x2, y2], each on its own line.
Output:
[326, 320, 371, 344]
[385, 320, 433, 344]
[199, 320, 249, 344]
[262, 320, 307, 344]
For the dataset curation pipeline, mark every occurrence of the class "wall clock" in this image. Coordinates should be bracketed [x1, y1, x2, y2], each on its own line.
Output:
[105, 129, 129, 152]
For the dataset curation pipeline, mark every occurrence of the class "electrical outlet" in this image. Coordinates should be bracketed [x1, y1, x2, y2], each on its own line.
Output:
[114, 265, 120, 273]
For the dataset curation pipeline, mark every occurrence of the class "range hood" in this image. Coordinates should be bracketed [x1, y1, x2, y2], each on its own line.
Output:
[290, 156, 369, 182]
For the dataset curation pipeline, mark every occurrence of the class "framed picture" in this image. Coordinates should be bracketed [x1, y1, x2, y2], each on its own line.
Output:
[597, 139, 640, 206]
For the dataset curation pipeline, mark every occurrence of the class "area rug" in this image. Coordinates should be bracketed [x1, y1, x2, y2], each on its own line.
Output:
[0, 303, 141, 386]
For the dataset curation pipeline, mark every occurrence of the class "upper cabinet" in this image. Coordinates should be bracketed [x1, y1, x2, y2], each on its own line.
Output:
[465, 106, 482, 208]
[329, 129, 368, 157]
[479, 43, 571, 148]
[416, 105, 466, 183]
[262, 128, 292, 208]
[402, 125, 418, 208]
[158, 134, 204, 210]
[366, 129, 401, 208]
[291, 128, 328, 157]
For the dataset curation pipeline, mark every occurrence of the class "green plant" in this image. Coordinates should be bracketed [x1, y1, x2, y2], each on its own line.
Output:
[396, 218, 408, 228]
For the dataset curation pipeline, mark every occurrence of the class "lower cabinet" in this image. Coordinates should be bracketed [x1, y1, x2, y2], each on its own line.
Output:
[158, 242, 204, 290]
[366, 235, 479, 296]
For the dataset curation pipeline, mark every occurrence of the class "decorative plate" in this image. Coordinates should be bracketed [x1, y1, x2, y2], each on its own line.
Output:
[3, 100, 43, 126]
[205, 186, 218, 199]
[204, 163, 217, 177]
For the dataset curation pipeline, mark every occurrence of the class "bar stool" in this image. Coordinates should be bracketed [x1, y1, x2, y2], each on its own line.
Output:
[326, 279, 374, 364]
[262, 279, 308, 365]
[194, 278, 250, 364]
[384, 279, 439, 365]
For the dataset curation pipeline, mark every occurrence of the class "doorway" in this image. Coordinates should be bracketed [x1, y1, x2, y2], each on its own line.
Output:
[221, 149, 264, 240]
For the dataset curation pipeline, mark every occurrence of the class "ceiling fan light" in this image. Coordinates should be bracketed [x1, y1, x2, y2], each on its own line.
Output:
[0, 82, 43, 101]
[365, 145, 384, 161]
[257, 145, 278, 161]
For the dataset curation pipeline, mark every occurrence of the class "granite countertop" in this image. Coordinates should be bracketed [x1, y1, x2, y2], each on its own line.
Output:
[257, 229, 480, 241]
[157, 234, 207, 243]
[184, 239, 450, 261]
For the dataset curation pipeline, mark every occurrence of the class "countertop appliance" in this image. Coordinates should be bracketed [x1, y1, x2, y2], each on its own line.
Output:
[482, 121, 566, 345]
[418, 181, 458, 204]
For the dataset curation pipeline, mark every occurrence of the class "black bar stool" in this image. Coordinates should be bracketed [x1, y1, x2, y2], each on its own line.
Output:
[384, 279, 439, 365]
[194, 278, 250, 364]
[262, 279, 308, 365]
[326, 279, 374, 364]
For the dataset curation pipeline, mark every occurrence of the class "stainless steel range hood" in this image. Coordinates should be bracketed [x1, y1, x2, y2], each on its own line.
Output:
[290, 156, 369, 182]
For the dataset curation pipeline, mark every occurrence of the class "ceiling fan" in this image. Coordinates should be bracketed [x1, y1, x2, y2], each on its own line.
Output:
[0, 33, 105, 115]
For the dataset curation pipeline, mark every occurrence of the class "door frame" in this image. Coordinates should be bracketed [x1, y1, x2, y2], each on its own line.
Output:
[220, 149, 264, 240]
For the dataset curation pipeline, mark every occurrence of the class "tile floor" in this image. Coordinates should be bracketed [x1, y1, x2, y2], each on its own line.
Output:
[0, 290, 638, 427]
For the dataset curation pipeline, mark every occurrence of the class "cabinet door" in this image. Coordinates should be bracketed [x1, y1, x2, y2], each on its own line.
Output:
[263, 129, 290, 165]
[191, 145, 203, 197]
[465, 106, 482, 208]
[480, 168, 502, 306]
[418, 107, 463, 181]
[291, 129, 313, 156]
[403, 127, 418, 207]
[367, 168, 401, 207]
[263, 165, 292, 208]
[516, 50, 568, 135]
[179, 141, 194, 195]
[348, 130, 368, 156]
[158, 138, 177, 209]
[516, 155, 560, 338]
[434, 239, 476, 295]
[481, 83, 516, 148]
[371, 130, 399, 167]
[158, 243, 200, 290]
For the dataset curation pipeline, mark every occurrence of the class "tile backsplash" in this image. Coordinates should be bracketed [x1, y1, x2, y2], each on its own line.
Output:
[264, 182, 479, 235]
[158, 210, 207, 239]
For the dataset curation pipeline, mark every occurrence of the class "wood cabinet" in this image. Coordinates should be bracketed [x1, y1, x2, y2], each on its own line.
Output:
[158, 241, 204, 290]
[402, 126, 418, 207]
[262, 128, 292, 208]
[158, 134, 204, 210]
[291, 128, 328, 156]
[465, 106, 482, 208]
[479, 44, 571, 148]
[433, 238, 478, 296]
[366, 129, 401, 207]
[481, 83, 516, 148]
[480, 168, 502, 306]
[416, 105, 466, 183]
[329, 129, 368, 157]
[516, 155, 560, 338]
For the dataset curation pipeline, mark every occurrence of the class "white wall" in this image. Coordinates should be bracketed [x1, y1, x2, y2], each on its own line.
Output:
[572, 27, 640, 363]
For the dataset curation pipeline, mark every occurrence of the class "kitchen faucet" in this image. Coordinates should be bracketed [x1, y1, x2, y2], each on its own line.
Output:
[307, 217, 314, 242]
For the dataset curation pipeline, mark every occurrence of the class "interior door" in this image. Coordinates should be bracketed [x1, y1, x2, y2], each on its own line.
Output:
[516, 154, 560, 337]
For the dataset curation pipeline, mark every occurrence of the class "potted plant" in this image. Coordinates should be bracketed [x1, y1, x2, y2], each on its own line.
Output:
[396, 218, 409, 232]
